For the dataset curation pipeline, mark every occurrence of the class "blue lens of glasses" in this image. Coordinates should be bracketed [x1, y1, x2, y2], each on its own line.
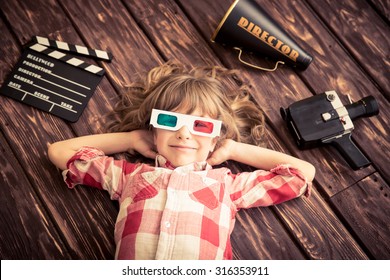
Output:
[157, 113, 177, 127]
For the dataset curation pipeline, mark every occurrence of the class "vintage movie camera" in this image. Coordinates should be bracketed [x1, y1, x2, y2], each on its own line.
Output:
[280, 91, 379, 170]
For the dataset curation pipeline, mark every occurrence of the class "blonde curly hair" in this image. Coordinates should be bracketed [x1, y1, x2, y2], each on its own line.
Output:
[105, 62, 265, 152]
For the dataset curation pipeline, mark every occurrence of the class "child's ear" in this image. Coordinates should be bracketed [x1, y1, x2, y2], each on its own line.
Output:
[153, 129, 157, 145]
[210, 137, 219, 152]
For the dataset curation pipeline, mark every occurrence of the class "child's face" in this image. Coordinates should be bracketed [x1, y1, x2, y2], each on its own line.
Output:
[153, 109, 218, 167]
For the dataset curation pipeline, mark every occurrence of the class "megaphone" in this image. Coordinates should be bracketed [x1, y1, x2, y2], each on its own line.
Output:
[211, 0, 313, 71]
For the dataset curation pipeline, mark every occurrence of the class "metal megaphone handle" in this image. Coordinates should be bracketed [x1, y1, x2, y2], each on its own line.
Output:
[234, 47, 285, 72]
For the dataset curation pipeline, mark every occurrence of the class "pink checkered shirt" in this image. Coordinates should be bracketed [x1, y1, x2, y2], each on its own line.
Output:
[63, 147, 310, 260]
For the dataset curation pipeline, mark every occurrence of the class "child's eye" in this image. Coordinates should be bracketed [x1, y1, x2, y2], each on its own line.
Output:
[157, 114, 177, 127]
[194, 121, 207, 127]
[193, 120, 213, 133]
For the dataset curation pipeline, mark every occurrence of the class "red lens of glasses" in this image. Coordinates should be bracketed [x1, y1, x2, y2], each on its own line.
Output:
[193, 120, 214, 134]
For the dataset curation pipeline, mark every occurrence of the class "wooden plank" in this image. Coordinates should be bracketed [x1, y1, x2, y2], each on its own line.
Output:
[227, 143, 306, 259]
[0, 0, 70, 46]
[229, 134, 368, 260]
[0, 0, 120, 134]
[306, 0, 390, 99]
[255, 0, 390, 183]
[1, 0, 384, 260]
[231, 207, 305, 259]
[330, 173, 390, 259]
[58, 0, 164, 90]
[369, 0, 390, 22]
[0, 14, 72, 260]
[0, 0, 118, 259]
[275, 187, 368, 259]
[123, 0, 368, 259]
[0, 53, 117, 259]
[175, 0, 375, 197]
[266, 127, 367, 259]
[0, 132, 71, 259]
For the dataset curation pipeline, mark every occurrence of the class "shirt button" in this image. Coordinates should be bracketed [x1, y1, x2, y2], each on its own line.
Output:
[165, 221, 171, 228]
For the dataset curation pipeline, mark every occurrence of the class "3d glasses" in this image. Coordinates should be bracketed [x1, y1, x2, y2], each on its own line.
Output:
[150, 109, 222, 137]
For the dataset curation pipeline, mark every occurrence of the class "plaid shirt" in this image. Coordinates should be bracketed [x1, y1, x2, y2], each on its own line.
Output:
[63, 147, 310, 260]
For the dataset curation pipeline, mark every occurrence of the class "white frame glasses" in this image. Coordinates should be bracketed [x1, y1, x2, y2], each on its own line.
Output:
[150, 109, 222, 137]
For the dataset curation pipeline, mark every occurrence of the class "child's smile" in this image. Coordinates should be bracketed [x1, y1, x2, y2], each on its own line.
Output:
[169, 144, 197, 151]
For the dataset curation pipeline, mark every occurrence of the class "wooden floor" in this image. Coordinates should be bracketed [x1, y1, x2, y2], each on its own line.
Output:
[0, 0, 389, 260]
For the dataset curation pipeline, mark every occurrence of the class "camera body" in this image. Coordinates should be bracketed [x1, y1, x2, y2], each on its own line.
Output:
[280, 91, 379, 170]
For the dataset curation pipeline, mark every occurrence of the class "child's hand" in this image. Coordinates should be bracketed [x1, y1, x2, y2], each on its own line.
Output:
[128, 130, 157, 159]
[207, 139, 235, 166]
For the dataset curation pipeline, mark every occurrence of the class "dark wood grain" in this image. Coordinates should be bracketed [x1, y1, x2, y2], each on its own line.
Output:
[275, 188, 367, 259]
[266, 128, 367, 259]
[0, 0, 388, 260]
[231, 207, 306, 259]
[0, 0, 117, 259]
[0, 0, 120, 134]
[0, 132, 70, 259]
[369, 0, 390, 22]
[0, 15, 71, 260]
[330, 173, 390, 259]
[59, 0, 164, 90]
[306, 0, 390, 99]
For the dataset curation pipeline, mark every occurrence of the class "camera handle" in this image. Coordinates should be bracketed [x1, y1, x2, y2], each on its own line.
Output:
[324, 133, 371, 170]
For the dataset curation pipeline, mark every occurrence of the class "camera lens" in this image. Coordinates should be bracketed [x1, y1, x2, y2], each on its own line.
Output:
[346, 96, 379, 120]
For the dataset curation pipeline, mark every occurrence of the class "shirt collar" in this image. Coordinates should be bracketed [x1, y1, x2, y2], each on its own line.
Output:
[155, 154, 212, 172]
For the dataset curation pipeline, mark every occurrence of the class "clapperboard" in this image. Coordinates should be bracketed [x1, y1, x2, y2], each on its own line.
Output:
[0, 36, 112, 122]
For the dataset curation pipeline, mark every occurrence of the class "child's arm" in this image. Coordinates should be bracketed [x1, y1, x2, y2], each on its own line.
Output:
[48, 130, 156, 170]
[207, 139, 316, 181]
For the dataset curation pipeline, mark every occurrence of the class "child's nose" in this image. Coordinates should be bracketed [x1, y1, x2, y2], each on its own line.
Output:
[176, 126, 192, 139]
